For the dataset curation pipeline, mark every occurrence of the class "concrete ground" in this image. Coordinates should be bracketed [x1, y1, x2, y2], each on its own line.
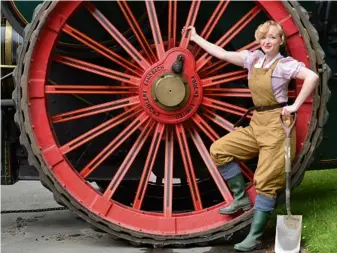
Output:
[1, 181, 271, 253]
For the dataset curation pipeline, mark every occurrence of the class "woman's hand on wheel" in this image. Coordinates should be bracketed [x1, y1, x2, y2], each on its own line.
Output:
[182, 26, 197, 42]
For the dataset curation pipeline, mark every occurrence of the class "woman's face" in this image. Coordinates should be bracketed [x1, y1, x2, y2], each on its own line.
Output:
[260, 25, 283, 55]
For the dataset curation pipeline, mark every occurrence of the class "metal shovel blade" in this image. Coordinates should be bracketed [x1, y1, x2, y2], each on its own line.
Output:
[275, 214, 302, 253]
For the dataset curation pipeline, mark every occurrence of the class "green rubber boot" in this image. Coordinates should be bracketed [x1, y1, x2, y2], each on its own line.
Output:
[219, 174, 251, 215]
[234, 210, 271, 252]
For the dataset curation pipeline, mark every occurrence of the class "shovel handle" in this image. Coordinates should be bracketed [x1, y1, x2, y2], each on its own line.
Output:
[280, 113, 297, 216]
[280, 113, 297, 137]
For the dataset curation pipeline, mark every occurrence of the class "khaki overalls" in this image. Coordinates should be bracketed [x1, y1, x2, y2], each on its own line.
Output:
[210, 59, 296, 198]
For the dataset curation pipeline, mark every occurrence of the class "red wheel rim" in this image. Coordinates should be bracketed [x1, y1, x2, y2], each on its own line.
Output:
[27, 1, 312, 236]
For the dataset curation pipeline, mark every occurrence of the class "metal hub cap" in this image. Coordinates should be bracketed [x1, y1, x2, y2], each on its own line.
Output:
[139, 48, 203, 124]
[153, 74, 186, 108]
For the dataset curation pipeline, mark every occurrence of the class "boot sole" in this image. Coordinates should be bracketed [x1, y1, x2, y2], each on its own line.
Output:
[219, 204, 251, 215]
[234, 242, 262, 252]
[234, 245, 256, 252]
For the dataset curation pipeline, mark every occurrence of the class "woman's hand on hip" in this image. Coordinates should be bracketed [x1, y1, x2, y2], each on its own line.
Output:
[281, 104, 298, 115]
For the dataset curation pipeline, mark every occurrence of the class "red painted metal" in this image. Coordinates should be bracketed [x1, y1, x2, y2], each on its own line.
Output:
[202, 107, 235, 133]
[54, 55, 140, 86]
[187, 126, 233, 203]
[203, 88, 296, 98]
[80, 112, 149, 178]
[145, 0, 166, 59]
[204, 88, 252, 98]
[239, 163, 254, 182]
[201, 41, 260, 77]
[179, 0, 201, 49]
[26, 0, 313, 236]
[62, 24, 143, 76]
[51, 96, 140, 123]
[164, 127, 174, 216]
[133, 122, 165, 209]
[196, 6, 261, 71]
[168, 0, 177, 50]
[175, 124, 203, 210]
[59, 106, 142, 155]
[103, 120, 155, 200]
[193, 0, 230, 56]
[138, 48, 203, 124]
[202, 70, 248, 87]
[202, 97, 251, 118]
[84, 1, 151, 70]
[45, 85, 138, 95]
[118, 1, 157, 64]
[192, 113, 219, 142]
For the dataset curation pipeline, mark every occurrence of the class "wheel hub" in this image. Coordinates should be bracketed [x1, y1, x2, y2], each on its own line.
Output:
[152, 73, 189, 109]
[139, 48, 203, 124]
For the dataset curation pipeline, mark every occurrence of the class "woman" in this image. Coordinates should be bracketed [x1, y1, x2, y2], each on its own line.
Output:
[185, 21, 319, 251]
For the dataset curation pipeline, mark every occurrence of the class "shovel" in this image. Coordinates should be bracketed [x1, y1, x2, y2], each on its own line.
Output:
[275, 113, 302, 253]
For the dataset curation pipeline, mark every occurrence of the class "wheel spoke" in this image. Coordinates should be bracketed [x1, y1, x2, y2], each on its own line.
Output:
[117, 1, 157, 63]
[202, 107, 235, 133]
[45, 85, 138, 95]
[145, 1, 165, 59]
[238, 162, 254, 182]
[80, 112, 149, 178]
[196, 6, 261, 71]
[201, 41, 260, 77]
[191, 113, 219, 142]
[193, 1, 230, 55]
[51, 96, 140, 123]
[62, 24, 142, 76]
[84, 2, 150, 70]
[59, 105, 142, 155]
[192, 113, 253, 184]
[175, 124, 202, 211]
[167, 0, 177, 50]
[204, 88, 251, 98]
[202, 97, 251, 118]
[54, 55, 140, 86]
[179, 0, 201, 48]
[103, 120, 155, 200]
[204, 88, 296, 98]
[187, 126, 232, 203]
[133, 123, 165, 210]
[288, 90, 296, 98]
[163, 126, 174, 216]
[202, 70, 248, 88]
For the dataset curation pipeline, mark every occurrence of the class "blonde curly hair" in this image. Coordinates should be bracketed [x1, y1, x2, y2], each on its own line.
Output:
[254, 20, 285, 45]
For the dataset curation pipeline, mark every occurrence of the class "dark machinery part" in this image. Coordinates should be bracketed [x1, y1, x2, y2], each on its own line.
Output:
[1, 17, 22, 184]
[304, 0, 337, 169]
[1, 108, 18, 185]
[171, 55, 185, 74]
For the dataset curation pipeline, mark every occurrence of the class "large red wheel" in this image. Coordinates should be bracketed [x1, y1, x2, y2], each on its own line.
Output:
[14, 0, 330, 246]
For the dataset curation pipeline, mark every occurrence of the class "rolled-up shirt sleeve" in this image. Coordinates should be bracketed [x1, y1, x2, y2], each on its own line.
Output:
[242, 49, 264, 71]
[276, 57, 305, 80]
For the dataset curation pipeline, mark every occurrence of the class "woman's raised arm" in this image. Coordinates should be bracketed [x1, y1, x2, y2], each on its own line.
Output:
[185, 26, 246, 67]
